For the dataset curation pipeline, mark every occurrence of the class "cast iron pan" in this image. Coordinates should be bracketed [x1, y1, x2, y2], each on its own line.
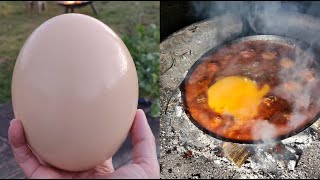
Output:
[180, 35, 320, 144]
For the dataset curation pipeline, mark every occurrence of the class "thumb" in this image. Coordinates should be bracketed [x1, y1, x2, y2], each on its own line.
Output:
[130, 109, 159, 178]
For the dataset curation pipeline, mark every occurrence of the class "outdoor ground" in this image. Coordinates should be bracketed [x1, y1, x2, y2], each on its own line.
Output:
[0, 1, 159, 178]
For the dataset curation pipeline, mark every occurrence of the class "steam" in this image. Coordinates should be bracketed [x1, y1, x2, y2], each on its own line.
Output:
[259, 39, 319, 140]
[249, 2, 320, 51]
[275, 48, 319, 129]
[191, 1, 252, 19]
[252, 120, 277, 143]
[191, 1, 320, 142]
[192, 1, 320, 51]
[191, 1, 312, 21]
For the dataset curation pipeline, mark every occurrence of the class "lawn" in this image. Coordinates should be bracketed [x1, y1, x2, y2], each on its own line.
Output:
[0, 1, 160, 115]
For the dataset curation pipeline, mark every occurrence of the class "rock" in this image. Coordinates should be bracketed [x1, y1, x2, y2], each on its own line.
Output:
[175, 106, 183, 117]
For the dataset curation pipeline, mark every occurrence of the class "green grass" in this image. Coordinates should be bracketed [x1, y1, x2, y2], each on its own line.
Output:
[0, 1, 159, 103]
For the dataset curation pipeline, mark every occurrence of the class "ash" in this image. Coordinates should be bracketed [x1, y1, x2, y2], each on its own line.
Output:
[160, 89, 320, 179]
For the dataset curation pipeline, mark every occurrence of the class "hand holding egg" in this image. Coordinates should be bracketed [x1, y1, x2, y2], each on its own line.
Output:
[8, 110, 160, 178]
[11, 13, 138, 171]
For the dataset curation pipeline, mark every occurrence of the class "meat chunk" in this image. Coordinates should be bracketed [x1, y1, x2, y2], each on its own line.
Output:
[280, 57, 294, 68]
[299, 69, 316, 82]
[262, 51, 277, 60]
[207, 63, 220, 74]
[240, 49, 256, 58]
[282, 81, 302, 92]
[224, 54, 234, 61]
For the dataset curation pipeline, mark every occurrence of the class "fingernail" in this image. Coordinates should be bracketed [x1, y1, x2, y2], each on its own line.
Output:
[10, 119, 16, 125]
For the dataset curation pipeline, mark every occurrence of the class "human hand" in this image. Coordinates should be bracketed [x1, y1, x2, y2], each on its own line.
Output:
[8, 109, 160, 179]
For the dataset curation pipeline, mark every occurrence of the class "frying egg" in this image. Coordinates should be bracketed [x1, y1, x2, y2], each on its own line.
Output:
[208, 76, 269, 120]
[11, 14, 138, 171]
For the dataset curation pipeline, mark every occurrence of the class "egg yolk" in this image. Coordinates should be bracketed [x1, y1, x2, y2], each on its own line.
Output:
[208, 76, 270, 120]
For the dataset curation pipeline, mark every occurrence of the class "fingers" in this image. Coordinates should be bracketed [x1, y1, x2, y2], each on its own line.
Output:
[73, 158, 114, 178]
[105, 164, 148, 179]
[103, 158, 114, 172]
[95, 158, 114, 175]
[8, 119, 41, 178]
[130, 109, 159, 178]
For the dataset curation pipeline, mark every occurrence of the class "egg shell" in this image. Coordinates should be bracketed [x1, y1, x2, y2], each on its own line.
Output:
[11, 13, 138, 171]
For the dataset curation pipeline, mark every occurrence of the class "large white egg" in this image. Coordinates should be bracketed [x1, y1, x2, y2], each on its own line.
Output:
[11, 13, 138, 171]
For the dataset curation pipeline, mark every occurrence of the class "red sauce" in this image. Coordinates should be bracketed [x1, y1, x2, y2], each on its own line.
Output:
[183, 40, 320, 141]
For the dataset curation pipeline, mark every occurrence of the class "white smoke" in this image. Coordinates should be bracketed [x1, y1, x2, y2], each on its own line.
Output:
[191, 1, 320, 142]
[252, 120, 277, 143]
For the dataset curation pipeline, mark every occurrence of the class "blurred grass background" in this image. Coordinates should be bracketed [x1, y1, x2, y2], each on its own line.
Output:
[0, 1, 160, 117]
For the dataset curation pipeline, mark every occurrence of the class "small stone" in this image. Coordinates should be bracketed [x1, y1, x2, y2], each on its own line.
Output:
[214, 159, 221, 165]
[191, 173, 201, 179]
[288, 160, 296, 171]
[311, 119, 320, 132]
[175, 106, 183, 117]
[172, 139, 178, 145]
[213, 147, 224, 157]
[184, 150, 193, 158]
[166, 149, 172, 154]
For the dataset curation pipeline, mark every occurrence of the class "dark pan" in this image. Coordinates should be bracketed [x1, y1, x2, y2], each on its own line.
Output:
[180, 35, 320, 144]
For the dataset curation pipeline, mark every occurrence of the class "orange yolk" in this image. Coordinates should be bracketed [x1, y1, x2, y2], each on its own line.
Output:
[208, 76, 270, 120]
